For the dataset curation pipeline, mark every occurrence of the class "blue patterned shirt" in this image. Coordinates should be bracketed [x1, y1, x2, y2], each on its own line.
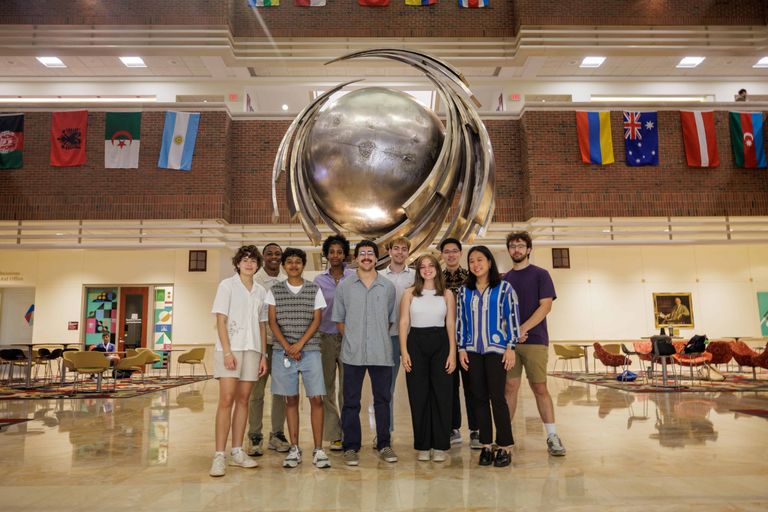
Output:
[457, 281, 521, 355]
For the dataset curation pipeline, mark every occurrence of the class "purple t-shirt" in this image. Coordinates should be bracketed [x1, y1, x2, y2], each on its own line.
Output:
[503, 264, 556, 346]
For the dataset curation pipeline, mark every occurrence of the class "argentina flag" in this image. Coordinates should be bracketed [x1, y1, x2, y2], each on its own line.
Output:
[624, 111, 658, 166]
[158, 111, 200, 171]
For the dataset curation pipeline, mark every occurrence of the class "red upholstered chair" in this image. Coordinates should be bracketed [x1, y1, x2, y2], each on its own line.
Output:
[673, 351, 714, 381]
[730, 341, 761, 379]
[632, 341, 653, 363]
[753, 346, 768, 372]
[705, 340, 733, 370]
[593, 342, 631, 374]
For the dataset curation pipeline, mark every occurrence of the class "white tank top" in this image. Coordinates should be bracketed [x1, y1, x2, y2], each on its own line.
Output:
[410, 289, 447, 328]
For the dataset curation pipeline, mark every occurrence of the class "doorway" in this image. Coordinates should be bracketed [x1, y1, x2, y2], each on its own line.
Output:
[118, 287, 149, 350]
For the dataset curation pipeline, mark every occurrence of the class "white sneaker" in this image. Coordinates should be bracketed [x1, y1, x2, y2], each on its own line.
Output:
[283, 445, 302, 468]
[209, 453, 226, 477]
[229, 450, 258, 468]
[432, 450, 447, 462]
[417, 450, 430, 461]
[313, 448, 331, 469]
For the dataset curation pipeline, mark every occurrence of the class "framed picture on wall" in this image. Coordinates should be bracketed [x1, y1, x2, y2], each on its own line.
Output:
[757, 292, 768, 336]
[653, 292, 694, 329]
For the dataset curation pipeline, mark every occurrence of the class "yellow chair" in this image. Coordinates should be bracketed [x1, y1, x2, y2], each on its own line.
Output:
[69, 351, 110, 392]
[552, 344, 585, 373]
[112, 353, 149, 388]
[177, 348, 208, 377]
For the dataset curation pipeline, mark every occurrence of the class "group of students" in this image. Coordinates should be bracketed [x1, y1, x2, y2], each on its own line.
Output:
[208, 231, 565, 477]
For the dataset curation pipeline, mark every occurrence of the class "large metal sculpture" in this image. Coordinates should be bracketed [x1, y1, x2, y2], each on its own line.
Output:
[272, 49, 495, 260]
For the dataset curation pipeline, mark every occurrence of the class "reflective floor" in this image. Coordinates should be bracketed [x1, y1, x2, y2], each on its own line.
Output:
[2, 375, 768, 511]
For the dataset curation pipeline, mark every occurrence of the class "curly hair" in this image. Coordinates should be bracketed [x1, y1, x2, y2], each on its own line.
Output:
[321, 234, 350, 259]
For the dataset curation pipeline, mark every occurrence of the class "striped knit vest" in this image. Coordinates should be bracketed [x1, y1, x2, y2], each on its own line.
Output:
[271, 280, 321, 350]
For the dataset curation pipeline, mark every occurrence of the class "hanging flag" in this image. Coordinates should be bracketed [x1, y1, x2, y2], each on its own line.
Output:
[51, 110, 87, 167]
[24, 304, 34, 326]
[406, 0, 436, 5]
[296, 0, 326, 5]
[0, 114, 24, 169]
[575, 111, 614, 165]
[680, 111, 719, 168]
[158, 112, 201, 171]
[359, 0, 390, 5]
[623, 111, 659, 166]
[104, 112, 141, 169]
[729, 112, 766, 169]
[459, 0, 487, 7]
[248, 0, 279, 6]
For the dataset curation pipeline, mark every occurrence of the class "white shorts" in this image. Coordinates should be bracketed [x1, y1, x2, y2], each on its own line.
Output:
[214, 350, 262, 381]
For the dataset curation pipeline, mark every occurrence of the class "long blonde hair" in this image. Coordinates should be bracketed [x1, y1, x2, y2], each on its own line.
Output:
[413, 254, 446, 297]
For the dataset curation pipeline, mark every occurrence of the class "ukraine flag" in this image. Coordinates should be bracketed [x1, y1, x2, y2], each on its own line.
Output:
[576, 111, 615, 165]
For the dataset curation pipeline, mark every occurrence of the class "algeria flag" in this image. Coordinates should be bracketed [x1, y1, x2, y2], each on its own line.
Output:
[105, 112, 141, 168]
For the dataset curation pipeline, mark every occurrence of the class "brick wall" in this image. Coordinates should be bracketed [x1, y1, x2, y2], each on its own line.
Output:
[3, 111, 768, 223]
[0, 111, 229, 220]
[520, 110, 768, 219]
[513, 0, 767, 28]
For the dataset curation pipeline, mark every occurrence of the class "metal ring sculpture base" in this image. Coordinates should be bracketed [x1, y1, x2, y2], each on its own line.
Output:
[272, 49, 495, 265]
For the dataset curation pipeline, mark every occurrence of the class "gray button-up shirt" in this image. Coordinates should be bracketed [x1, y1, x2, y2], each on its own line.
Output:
[332, 271, 396, 366]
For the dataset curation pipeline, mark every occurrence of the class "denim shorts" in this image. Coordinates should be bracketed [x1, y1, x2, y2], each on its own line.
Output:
[270, 348, 326, 397]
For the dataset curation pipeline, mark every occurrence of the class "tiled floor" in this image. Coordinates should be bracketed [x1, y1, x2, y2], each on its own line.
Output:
[1, 375, 767, 511]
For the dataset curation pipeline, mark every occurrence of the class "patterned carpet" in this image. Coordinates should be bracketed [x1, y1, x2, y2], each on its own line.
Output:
[0, 376, 210, 400]
[550, 371, 768, 393]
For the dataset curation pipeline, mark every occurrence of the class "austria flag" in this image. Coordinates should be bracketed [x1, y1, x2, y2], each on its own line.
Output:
[680, 111, 719, 168]
[460, 0, 488, 7]
[359, 0, 389, 5]
[295, 0, 326, 5]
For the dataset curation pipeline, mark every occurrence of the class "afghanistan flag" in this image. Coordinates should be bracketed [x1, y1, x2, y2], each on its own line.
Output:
[51, 110, 88, 167]
[0, 114, 23, 169]
[105, 112, 141, 168]
[729, 112, 766, 169]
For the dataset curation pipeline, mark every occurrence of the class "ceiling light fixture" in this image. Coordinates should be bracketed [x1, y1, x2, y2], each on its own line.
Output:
[579, 56, 606, 68]
[753, 57, 768, 68]
[676, 56, 705, 68]
[36, 57, 66, 68]
[119, 56, 147, 68]
[281, 104, 289, 111]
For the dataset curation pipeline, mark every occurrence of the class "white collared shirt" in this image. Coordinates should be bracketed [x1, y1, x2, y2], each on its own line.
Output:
[254, 266, 287, 291]
[211, 273, 268, 352]
[382, 265, 415, 336]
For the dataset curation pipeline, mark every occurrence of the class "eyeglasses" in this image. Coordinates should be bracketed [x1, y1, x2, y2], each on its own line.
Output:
[358, 251, 376, 257]
[442, 249, 460, 255]
[509, 244, 528, 250]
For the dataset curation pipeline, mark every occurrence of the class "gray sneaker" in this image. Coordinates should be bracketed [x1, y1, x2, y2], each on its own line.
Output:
[313, 448, 331, 469]
[282, 445, 302, 468]
[378, 446, 398, 463]
[269, 431, 291, 453]
[343, 449, 359, 466]
[450, 429, 462, 445]
[209, 452, 226, 477]
[247, 434, 263, 457]
[547, 434, 566, 457]
[469, 430, 481, 449]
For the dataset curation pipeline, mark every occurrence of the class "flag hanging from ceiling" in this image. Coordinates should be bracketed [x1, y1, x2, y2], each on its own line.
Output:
[459, 0, 488, 7]
[248, 0, 279, 6]
[0, 114, 24, 170]
[51, 110, 87, 167]
[295, 0, 326, 5]
[576, 111, 614, 165]
[729, 112, 766, 169]
[104, 112, 141, 169]
[623, 111, 658, 166]
[359, 0, 390, 5]
[680, 111, 719, 167]
[406, 0, 437, 5]
[24, 304, 34, 327]
[158, 111, 200, 171]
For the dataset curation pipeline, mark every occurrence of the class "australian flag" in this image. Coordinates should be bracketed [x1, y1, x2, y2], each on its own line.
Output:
[624, 111, 658, 166]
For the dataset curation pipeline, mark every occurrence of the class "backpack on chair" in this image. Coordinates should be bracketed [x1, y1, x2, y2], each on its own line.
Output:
[684, 334, 707, 354]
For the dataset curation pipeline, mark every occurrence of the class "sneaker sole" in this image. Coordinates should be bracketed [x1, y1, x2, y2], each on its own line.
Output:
[344, 460, 359, 466]
[548, 450, 566, 457]
[314, 462, 331, 469]
[381, 457, 398, 463]
[229, 461, 258, 468]
[282, 461, 301, 468]
[270, 445, 291, 453]
[450, 439, 462, 445]
[209, 471, 225, 477]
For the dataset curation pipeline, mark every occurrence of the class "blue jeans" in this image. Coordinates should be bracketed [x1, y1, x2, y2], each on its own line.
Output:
[342, 364, 393, 452]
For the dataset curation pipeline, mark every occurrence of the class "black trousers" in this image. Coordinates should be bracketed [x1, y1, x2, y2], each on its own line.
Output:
[465, 351, 514, 447]
[452, 360, 477, 431]
[341, 364, 392, 452]
[405, 327, 452, 451]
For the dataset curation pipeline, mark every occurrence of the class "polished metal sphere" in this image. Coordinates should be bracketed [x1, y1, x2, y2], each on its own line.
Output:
[305, 87, 444, 236]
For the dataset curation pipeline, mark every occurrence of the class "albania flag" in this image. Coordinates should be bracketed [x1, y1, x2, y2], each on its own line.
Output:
[51, 110, 88, 166]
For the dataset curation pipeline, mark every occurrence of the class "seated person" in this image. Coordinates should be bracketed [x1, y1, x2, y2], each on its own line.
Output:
[93, 333, 121, 365]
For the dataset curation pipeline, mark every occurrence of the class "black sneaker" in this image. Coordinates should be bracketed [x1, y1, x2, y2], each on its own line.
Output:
[493, 449, 511, 467]
[478, 447, 494, 466]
